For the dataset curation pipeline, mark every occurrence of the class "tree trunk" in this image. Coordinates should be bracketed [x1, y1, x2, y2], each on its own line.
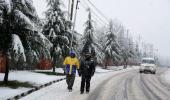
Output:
[3, 53, 9, 84]
[105, 59, 108, 69]
[52, 57, 56, 73]
[52, 47, 56, 73]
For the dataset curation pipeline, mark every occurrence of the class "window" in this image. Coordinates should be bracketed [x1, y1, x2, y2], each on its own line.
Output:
[142, 59, 155, 64]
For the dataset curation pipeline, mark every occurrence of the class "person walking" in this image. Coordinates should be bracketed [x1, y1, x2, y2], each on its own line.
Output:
[79, 53, 96, 94]
[63, 50, 80, 92]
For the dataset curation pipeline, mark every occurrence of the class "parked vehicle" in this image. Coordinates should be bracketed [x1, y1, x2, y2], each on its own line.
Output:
[139, 58, 157, 74]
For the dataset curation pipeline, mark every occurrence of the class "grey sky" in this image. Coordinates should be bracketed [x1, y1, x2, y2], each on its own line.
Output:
[33, 0, 170, 64]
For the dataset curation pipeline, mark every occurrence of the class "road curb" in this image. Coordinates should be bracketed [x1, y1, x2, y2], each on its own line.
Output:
[7, 78, 66, 100]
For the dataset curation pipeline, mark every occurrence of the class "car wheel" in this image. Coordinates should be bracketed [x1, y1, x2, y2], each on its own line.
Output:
[153, 71, 156, 74]
[139, 71, 142, 73]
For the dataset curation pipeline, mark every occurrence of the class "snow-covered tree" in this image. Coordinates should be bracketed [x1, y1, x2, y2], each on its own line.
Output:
[43, 0, 74, 72]
[81, 9, 96, 58]
[95, 19, 143, 67]
[10, 34, 26, 70]
[94, 26, 107, 64]
[27, 31, 53, 69]
[104, 20, 121, 68]
[0, 0, 40, 84]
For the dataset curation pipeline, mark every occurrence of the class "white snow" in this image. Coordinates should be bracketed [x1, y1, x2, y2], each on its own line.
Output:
[56, 45, 62, 54]
[48, 28, 56, 38]
[0, 67, 135, 100]
[142, 57, 155, 61]
[21, 0, 26, 5]
[5, 0, 12, 14]
[35, 68, 64, 74]
[12, 34, 26, 61]
[21, 67, 135, 100]
[37, 32, 53, 49]
[163, 68, 170, 84]
[95, 67, 114, 73]
[0, 87, 30, 100]
[14, 10, 33, 29]
[0, 69, 65, 99]
[0, 71, 64, 85]
[107, 66, 124, 70]
[25, 0, 33, 5]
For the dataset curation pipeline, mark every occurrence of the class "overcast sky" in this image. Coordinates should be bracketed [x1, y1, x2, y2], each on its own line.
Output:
[33, 0, 170, 65]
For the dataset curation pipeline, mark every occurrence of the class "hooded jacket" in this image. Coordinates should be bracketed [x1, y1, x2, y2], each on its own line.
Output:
[63, 56, 80, 75]
[80, 58, 95, 76]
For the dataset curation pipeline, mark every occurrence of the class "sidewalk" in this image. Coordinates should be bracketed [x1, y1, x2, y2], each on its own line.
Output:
[0, 68, 65, 100]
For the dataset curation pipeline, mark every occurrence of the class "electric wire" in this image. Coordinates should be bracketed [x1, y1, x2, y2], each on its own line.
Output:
[86, 0, 110, 22]
[80, 0, 109, 26]
[79, 1, 107, 26]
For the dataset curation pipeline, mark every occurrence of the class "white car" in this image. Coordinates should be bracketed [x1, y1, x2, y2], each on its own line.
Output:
[139, 58, 157, 74]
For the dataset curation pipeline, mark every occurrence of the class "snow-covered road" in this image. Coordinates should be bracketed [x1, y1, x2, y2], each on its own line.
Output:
[87, 68, 170, 100]
[20, 67, 170, 100]
[20, 68, 132, 100]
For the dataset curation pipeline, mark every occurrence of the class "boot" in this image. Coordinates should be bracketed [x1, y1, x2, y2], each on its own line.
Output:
[80, 91, 84, 94]
[86, 90, 89, 93]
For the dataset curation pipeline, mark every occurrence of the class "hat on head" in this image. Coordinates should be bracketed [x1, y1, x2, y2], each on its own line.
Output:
[70, 50, 75, 55]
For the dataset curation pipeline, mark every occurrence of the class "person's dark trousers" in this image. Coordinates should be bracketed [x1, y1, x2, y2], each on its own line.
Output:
[66, 74, 75, 90]
[80, 75, 91, 93]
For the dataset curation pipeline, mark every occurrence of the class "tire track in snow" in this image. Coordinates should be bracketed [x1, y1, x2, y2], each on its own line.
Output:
[87, 69, 170, 100]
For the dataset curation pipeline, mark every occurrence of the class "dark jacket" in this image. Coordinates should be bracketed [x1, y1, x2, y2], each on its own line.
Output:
[80, 58, 95, 76]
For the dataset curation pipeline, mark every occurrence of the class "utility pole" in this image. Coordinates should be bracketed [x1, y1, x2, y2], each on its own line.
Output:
[72, 0, 80, 30]
[70, 0, 80, 49]
[68, 0, 71, 20]
[70, 0, 75, 21]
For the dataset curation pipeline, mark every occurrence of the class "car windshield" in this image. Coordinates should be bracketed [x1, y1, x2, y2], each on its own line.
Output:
[142, 59, 155, 64]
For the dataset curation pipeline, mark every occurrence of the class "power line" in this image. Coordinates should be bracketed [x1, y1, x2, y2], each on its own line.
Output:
[92, 14, 107, 26]
[82, 0, 109, 24]
[80, 0, 109, 26]
[91, 9, 108, 25]
[86, 0, 110, 22]
[79, 2, 106, 26]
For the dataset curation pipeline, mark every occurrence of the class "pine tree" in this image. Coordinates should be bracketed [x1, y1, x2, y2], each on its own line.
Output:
[94, 26, 107, 65]
[115, 26, 130, 66]
[124, 33, 136, 65]
[81, 8, 96, 57]
[0, 0, 39, 84]
[43, 0, 72, 72]
[28, 32, 52, 70]
[104, 20, 121, 68]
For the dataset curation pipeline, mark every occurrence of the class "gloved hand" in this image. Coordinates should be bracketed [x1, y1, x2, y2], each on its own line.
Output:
[78, 69, 81, 77]
[78, 73, 81, 77]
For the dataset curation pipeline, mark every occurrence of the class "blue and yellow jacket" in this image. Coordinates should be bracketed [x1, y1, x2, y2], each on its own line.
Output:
[63, 56, 80, 75]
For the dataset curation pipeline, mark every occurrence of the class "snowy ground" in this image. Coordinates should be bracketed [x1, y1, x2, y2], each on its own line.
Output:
[0, 66, 136, 100]
[21, 67, 136, 100]
[108, 65, 139, 70]
[0, 68, 65, 100]
[35, 68, 64, 73]
[0, 69, 65, 85]
[162, 68, 170, 84]
[0, 87, 29, 100]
